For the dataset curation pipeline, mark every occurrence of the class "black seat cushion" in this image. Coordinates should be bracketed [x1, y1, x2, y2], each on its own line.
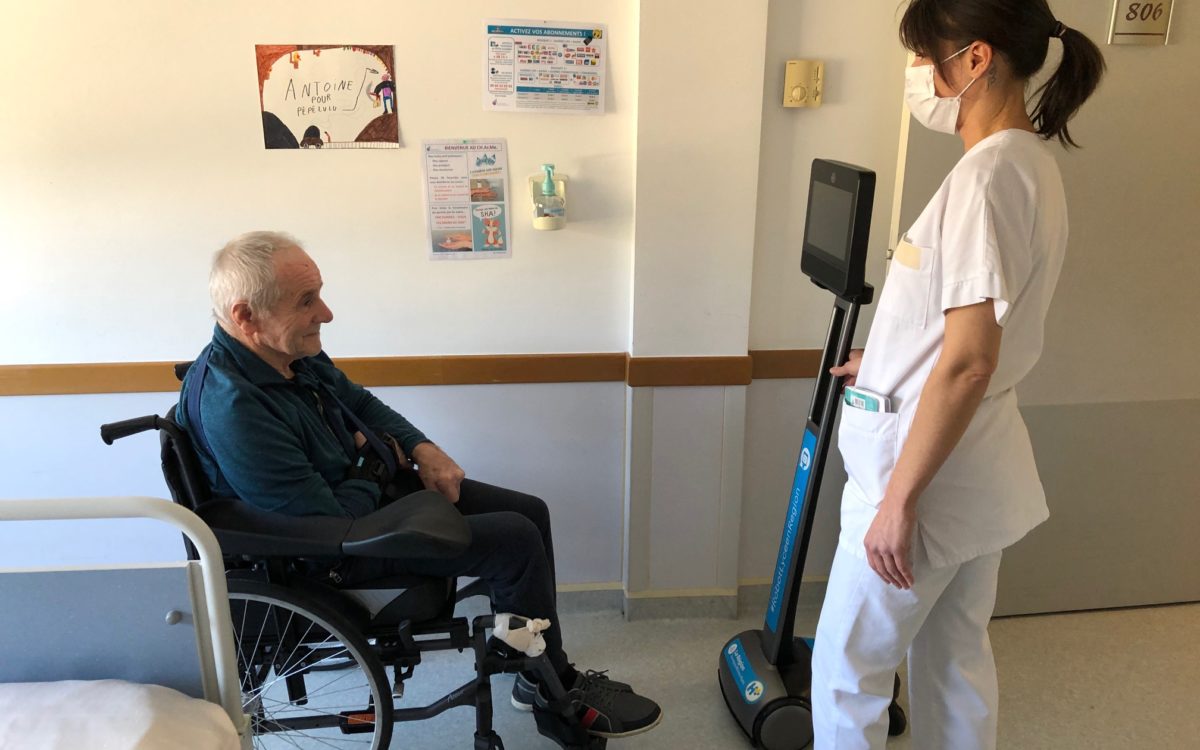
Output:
[198, 491, 470, 560]
[199, 499, 351, 557]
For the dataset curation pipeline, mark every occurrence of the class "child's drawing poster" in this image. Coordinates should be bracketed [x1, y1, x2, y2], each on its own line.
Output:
[255, 45, 399, 149]
[421, 139, 511, 260]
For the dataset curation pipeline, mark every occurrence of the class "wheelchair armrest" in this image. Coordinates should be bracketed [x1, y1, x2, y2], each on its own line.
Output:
[341, 490, 471, 560]
[198, 499, 351, 557]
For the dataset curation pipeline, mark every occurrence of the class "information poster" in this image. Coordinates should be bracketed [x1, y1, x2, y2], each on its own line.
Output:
[422, 139, 511, 260]
[484, 19, 607, 114]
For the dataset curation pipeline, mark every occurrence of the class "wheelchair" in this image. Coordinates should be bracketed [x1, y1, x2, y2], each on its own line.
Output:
[101, 379, 604, 750]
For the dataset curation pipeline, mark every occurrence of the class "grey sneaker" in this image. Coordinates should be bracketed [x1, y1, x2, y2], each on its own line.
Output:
[511, 669, 632, 712]
[511, 672, 538, 712]
[534, 670, 662, 738]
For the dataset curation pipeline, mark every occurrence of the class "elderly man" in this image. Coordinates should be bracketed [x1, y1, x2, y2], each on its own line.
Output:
[179, 231, 661, 739]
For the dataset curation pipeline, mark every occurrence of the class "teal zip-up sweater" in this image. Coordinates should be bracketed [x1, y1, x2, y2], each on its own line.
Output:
[178, 325, 430, 518]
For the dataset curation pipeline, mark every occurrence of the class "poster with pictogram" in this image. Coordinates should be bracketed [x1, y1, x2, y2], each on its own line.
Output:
[422, 139, 511, 260]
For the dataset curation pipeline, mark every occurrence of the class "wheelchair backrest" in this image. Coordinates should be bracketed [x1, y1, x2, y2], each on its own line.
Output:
[159, 405, 213, 515]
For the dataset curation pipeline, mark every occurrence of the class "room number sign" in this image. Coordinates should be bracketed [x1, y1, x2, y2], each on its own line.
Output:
[1109, 1, 1175, 45]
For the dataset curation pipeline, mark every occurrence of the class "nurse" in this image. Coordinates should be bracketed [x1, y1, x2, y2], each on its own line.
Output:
[810, 2, 1105, 749]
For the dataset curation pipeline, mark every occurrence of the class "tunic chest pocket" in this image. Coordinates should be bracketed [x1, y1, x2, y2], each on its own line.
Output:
[879, 237, 935, 328]
[837, 405, 900, 507]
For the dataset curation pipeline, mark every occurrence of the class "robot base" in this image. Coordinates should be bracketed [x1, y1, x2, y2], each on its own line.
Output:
[718, 629, 906, 749]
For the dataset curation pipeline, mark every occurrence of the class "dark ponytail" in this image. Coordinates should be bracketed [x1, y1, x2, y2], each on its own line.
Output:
[899, 0, 1107, 148]
[1030, 25, 1106, 147]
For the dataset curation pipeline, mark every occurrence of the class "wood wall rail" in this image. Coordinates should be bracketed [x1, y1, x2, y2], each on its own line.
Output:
[0, 350, 822, 396]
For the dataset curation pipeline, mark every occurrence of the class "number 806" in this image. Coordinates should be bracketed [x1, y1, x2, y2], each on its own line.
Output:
[1126, 2, 1166, 22]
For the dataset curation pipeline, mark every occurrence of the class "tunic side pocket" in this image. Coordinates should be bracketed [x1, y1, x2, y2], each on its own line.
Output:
[837, 405, 900, 508]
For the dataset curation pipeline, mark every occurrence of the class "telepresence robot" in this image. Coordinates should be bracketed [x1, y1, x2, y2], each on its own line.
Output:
[718, 160, 907, 749]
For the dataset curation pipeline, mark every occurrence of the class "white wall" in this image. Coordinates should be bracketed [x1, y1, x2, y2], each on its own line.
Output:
[621, 0, 770, 607]
[629, 0, 768, 356]
[0, 1, 636, 581]
[0, 0, 637, 364]
[748, 0, 909, 351]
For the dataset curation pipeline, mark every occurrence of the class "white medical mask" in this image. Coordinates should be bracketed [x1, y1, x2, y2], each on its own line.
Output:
[904, 45, 978, 135]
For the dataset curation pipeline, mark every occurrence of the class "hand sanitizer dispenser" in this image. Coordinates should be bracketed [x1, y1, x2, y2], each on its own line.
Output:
[530, 163, 567, 231]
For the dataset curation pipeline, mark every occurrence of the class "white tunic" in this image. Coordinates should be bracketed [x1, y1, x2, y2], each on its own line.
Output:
[838, 129, 1068, 568]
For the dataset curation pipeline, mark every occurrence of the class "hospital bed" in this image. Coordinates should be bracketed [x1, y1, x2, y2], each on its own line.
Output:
[0, 496, 250, 750]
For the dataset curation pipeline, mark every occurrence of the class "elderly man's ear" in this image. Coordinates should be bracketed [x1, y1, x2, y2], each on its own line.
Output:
[230, 302, 258, 336]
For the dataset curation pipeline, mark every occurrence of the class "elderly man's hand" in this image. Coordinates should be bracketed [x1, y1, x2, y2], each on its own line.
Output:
[411, 442, 466, 504]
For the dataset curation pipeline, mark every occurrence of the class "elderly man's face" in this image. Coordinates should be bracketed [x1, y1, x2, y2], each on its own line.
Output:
[254, 246, 334, 362]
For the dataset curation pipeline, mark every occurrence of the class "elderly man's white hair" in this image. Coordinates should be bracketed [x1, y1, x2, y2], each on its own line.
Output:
[209, 231, 302, 326]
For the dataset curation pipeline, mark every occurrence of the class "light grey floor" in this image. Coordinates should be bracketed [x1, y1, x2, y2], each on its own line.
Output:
[388, 600, 1200, 749]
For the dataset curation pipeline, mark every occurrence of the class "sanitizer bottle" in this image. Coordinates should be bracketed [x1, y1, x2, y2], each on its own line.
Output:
[531, 163, 566, 231]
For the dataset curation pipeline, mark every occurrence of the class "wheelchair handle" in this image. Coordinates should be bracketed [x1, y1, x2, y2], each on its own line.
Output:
[100, 415, 161, 444]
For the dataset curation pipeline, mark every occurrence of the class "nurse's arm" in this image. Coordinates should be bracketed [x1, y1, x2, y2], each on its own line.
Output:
[883, 299, 1002, 513]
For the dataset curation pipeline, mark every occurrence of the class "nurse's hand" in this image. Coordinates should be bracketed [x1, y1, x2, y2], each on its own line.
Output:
[864, 502, 916, 589]
[830, 349, 864, 388]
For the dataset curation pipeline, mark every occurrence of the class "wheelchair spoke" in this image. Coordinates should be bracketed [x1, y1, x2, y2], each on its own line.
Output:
[230, 584, 391, 750]
[253, 723, 307, 750]
[262, 667, 374, 705]
[244, 643, 364, 705]
[242, 618, 323, 696]
[273, 678, 383, 703]
[247, 639, 348, 701]
[240, 601, 295, 695]
[254, 685, 364, 715]
[253, 671, 378, 719]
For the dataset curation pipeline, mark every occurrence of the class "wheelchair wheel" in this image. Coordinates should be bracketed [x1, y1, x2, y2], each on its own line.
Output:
[228, 579, 393, 749]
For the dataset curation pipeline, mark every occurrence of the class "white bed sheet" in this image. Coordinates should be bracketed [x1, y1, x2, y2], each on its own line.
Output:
[0, 679, 239, 750]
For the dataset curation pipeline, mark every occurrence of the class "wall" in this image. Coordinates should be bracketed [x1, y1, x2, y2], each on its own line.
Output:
[0, 0, 638, 579]
[3, 0, 1195, 614]
[629, 0, 767, 357]
[744, 0, 1200, 609]
[739, 0, 910, 585]
[621, 0, 770, 616]
[1003, 2, 1200, 612]
[894, 4, 1199, 407]
[748, 1, 909, 352]
[0, 383, 628, 584]
[0, 0, 638, 364]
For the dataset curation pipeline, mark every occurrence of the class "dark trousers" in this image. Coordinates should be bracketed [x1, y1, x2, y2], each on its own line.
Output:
[338, 472, 567, 675]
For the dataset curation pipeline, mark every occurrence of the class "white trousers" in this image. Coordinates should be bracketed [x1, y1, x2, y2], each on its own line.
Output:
[810, 542, 1002, 750]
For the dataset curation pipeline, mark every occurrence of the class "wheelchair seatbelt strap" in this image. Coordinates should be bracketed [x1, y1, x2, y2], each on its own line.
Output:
[318, 385, 398, 477]
[184, 345, 216, 460]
